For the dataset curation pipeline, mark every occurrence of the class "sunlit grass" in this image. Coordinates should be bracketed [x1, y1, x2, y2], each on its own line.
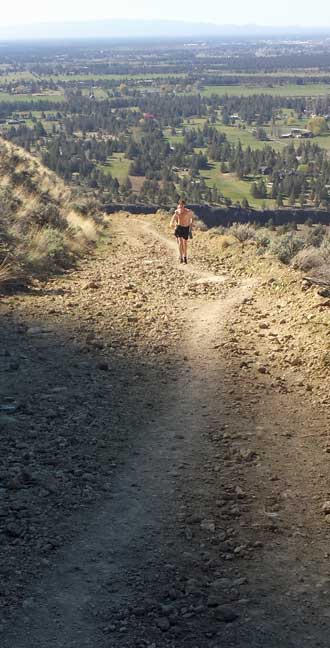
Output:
[201, 164, 276, 208]
[100, 153, 131, 183]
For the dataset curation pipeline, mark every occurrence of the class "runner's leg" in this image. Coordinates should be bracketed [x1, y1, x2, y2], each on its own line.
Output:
[183, 239, 188, 262]
[179, 238, 184, 261]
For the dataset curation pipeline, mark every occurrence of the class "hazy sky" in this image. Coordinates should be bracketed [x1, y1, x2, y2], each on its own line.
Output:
[0, 0, 329, 28]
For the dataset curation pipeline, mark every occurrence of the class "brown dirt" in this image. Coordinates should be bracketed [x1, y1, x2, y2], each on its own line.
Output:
[0, 213, 330, 647]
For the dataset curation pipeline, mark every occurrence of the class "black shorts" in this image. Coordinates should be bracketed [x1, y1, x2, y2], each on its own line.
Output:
[175, 225, 190, 240]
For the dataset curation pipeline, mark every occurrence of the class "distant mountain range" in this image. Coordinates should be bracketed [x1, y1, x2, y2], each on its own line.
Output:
[0, 19, 330, 41]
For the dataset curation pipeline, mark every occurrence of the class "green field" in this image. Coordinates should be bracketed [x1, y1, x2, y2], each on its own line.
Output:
[44, 72, 186, 82]
[201, 164, 276, 209]
[81, 88, 109, 99]
[197, 70, 330, 78]
[201, 84, 330, 98]
[164, 127, 184, 145]
[101, 153, 131, 182]
[0, 71, 36, 83]
[182, 117, 286, 152]
[0, 92, 66, 103]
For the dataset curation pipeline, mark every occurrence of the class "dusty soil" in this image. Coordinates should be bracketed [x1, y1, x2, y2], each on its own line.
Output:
[1, 213, 330, 647]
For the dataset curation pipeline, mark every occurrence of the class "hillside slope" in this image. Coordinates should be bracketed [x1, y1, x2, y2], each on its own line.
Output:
[0, 213, 330, 647]
[0, 138, 103, 285]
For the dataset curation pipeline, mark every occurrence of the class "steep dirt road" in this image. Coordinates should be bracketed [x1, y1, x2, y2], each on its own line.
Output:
[1, 215, 330, 647]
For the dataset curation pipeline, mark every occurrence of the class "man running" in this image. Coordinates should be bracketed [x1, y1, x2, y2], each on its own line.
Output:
[170, 199, 194, 264]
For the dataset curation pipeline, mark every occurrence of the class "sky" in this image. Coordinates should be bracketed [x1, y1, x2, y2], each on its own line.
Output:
[0, 0, 329, 28]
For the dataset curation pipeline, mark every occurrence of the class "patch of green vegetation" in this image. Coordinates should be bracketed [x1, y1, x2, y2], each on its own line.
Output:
[201, 84, 330, 98]
[164, 127, 184, 145]
[200, 163, 276, 208]
[81, 88, 109, 99]
[0, 71, 35, 84]
[101, 153, 131, 183]
[0, 92, 66, 104]
[45, 73, 186, 82]
[184, 117, 285, 152]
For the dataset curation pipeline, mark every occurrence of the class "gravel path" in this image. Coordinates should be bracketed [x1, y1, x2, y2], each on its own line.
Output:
[1, 214, 330, 647]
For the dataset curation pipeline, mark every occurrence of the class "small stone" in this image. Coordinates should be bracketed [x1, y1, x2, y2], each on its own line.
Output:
[322, 501, 330, 515]
[214, 605, 239, 622]
[27, 327, 49, 335]
[239, 448, 256, 461]
[200, 519, 216, 533]
[156, 617, 170, 632]
[235, 486, 245, 498]
[207, 595, 221, 608]
[97, 361, 109, 371]
[5, 523, 21, 538]
[84, 281, 100, 290]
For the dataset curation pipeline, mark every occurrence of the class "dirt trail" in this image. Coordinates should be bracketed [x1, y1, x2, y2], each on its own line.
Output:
[1, 215, 330, 647]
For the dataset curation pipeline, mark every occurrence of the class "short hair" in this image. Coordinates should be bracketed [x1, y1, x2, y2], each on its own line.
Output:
[179, 198, 186, 205]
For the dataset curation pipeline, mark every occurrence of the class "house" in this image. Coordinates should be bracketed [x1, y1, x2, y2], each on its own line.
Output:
[291, 128, 313, 138]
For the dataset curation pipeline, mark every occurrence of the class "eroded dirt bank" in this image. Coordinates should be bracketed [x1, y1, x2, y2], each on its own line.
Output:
[1, 214, 330, 647]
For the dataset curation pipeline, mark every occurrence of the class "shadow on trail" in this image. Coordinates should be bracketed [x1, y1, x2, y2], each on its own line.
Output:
[1, 287, 329, 647]
[0, 306, 180, 620]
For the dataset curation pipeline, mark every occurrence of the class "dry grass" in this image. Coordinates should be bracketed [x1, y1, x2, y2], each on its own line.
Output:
[0, 259, 16, 283]
[229, 222, 256, 243]
[66, 210, 98, 242]
[291, 246, 328, 272]
[0, 137, 104, 285]
[217, 234, 235, 250]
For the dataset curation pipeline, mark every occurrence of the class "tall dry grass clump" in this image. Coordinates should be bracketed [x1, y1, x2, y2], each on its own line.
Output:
[0, 138, 104, 287]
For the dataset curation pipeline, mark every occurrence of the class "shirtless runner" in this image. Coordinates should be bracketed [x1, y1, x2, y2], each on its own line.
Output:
[170, 199, 194, 264]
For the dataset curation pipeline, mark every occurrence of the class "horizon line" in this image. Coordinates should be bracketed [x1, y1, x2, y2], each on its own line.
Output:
[1, 17, 330, 30]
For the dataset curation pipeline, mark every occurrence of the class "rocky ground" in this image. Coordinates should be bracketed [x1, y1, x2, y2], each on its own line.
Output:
[0, 213, 330, 647]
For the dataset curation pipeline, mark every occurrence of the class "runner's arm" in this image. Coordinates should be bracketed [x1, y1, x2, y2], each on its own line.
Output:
[170, 211, 178, 228]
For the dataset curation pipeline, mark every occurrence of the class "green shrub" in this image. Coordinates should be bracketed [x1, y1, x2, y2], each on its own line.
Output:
[229, 222, 256, 243]
[26, 227, 68, 270]
[16, 204, 67, 236]
[305, 224, 327, 248]
[291, 246, 327, 271]
[194, 219, 208, 231]
[211, 225, 227, 236]
[320, 235, 330, 255]
[256, 234, 271, 249]
[270, 233, 305, 264]
[265, 218, 276, 230]
[277, 222, 297, 235]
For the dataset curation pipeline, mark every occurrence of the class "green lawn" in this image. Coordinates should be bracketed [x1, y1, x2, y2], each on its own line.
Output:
[201, 84, 330, 98]
[164, 127, 184, 145]
[81, 88, 109, 99]
[201, 164, 276, 209]
[100, 153, 131, 183]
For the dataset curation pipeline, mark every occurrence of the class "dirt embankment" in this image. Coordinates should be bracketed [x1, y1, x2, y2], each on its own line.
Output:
[1, 213, 330, 648]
